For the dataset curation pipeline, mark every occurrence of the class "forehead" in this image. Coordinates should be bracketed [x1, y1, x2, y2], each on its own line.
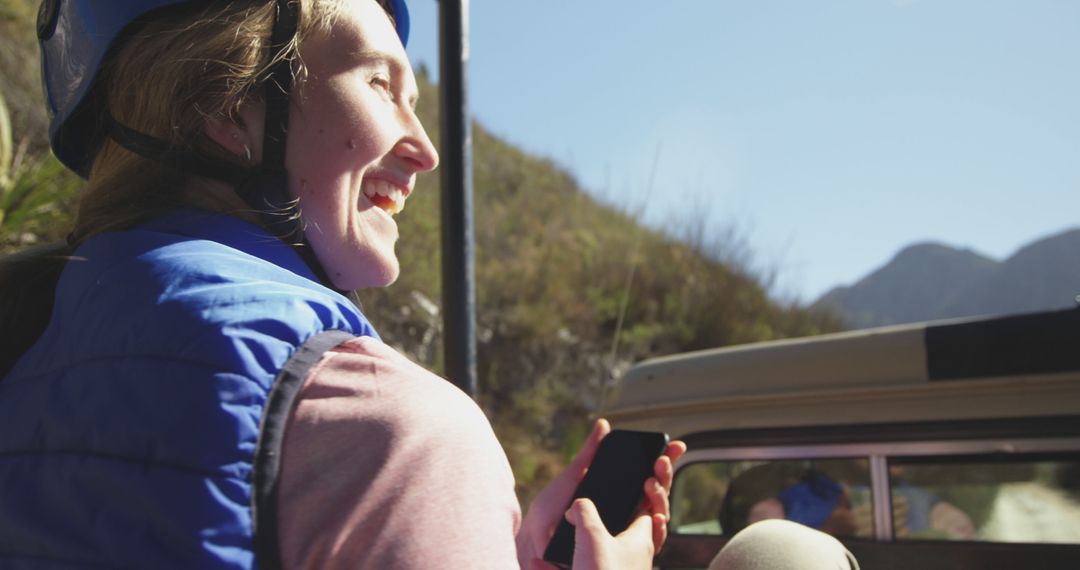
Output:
[305, 0, 412, 75]
[314, 0, 401, 55]
[300, 0, 418, 96]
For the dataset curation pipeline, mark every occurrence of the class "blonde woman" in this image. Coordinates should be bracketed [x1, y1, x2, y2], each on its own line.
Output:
[0, 1, 682, 568]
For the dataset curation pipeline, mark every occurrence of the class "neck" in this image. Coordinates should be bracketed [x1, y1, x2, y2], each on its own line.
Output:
[182, 176, 262, 225]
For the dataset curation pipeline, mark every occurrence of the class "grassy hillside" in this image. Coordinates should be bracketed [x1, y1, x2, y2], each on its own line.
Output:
[1, 1, 839, 502]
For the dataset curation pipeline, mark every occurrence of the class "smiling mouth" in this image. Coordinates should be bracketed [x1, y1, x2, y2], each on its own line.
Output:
[362, 178, 409, 215]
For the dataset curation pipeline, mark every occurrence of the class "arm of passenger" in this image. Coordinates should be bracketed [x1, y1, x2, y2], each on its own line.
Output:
[276, 336, 522, 570]
[928, 501, 976, 539]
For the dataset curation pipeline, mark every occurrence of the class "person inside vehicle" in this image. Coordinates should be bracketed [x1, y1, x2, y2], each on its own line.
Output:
[720, 466, 859, 537]
[709, 465, 861, 570]
[0, 1, 685, 568]
[889, 465, 977, 540]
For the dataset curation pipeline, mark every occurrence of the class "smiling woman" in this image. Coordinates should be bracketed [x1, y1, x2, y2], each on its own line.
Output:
[0, 1, 683, 569]
[276, 0, 437, 289]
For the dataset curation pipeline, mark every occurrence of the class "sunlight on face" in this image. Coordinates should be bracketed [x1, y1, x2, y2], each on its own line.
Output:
[287, 0, 438, 290]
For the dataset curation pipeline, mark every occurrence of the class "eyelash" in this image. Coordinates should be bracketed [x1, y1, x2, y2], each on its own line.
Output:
[370, 73, 393, 95]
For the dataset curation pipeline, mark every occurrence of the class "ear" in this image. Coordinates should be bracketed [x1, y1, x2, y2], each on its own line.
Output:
[204, 115, 251, 160]
[203, 100, 266, 162]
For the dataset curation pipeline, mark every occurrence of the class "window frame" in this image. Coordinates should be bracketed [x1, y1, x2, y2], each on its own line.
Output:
[672, 437, 1080, 542]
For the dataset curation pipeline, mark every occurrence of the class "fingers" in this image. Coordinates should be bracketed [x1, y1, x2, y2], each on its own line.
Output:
[646, 439, 684, 552]
[522, 419, 614, 550]
[644, 478, 670, 519]
[654, 441, 686, 490]
[663, 441, 688, 470]
[567, 498, 607, 568]
[565, 419, 612, 479]
[570, 499, 656, 569]
[567, 498, 606, 535]
[643, 478, 670, 551]
[651, 513, 667, 551]
[654, 455, 674, 494]
[620, 512, 657, 557]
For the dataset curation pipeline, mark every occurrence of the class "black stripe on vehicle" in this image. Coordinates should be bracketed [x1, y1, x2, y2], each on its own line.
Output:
[252, 329, 357, 570]
[925, 307, 1080, 381]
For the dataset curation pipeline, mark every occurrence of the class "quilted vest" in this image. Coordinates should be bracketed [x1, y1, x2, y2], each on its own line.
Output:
[0, 209, 377, 568]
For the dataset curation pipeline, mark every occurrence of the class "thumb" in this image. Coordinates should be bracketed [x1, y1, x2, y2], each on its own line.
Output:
[567, 499, 607, 568]
[567, 498, 606, 536]
[619, 512, 655, 544]
[567, 419, 611, 475]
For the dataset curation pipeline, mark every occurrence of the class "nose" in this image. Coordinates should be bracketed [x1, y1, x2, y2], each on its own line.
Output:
[395, 112, 439, 173]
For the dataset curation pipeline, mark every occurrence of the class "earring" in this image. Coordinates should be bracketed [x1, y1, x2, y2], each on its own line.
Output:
[243, 144, 252, 162]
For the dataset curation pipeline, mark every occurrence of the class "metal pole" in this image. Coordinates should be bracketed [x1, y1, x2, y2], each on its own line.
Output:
[438, 0, 477, 398]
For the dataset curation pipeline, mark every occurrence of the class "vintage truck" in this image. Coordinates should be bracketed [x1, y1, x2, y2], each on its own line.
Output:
[606, 307, 1080, 569]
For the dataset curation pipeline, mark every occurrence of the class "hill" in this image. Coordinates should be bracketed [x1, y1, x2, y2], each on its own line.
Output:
[815, 230, 1080, 328]
[0, 1, 839, 501]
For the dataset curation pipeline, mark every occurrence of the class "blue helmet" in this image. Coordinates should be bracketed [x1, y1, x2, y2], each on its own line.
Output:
[37, 0, 411, 177]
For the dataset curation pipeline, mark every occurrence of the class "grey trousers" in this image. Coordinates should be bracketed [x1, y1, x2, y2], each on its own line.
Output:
[708, 520, 860, 570]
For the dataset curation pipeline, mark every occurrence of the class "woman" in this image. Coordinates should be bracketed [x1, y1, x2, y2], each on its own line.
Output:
[0, 1, 683, 568]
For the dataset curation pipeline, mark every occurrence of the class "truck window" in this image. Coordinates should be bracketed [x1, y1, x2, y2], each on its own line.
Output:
[671, 459, 873, 539]
[889, 455, 1080, 544]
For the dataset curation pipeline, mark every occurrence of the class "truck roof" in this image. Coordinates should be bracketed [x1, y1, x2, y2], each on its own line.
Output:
[604, 308, 1080, 437]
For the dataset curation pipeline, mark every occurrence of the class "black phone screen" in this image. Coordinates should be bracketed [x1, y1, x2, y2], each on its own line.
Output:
[542, 429, 670, 569]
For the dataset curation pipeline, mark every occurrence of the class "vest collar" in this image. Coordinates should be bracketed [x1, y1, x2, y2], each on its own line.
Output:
[138, 209, 323, 285]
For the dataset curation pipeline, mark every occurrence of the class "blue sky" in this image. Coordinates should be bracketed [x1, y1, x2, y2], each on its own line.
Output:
[405, 0, 1080, 303]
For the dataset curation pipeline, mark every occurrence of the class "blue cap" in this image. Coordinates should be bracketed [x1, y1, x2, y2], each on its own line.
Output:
[777, 473, 843, 529]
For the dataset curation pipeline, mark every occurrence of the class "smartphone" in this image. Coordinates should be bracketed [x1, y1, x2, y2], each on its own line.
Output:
[542, 429, 670, 569]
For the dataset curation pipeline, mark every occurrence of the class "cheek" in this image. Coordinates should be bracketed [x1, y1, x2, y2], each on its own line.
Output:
[307, 79, 391, 145]
[286, 82, 396, 212]
[289, 114, 388, 180]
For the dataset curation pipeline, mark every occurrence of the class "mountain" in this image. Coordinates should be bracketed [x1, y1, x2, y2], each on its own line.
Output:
[815, 229, 1080, 328]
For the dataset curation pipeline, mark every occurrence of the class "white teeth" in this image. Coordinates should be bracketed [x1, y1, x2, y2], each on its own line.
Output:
[362, 179, 391, 197]
[384, 188, 404, 214]
[362, 179, 406, 215]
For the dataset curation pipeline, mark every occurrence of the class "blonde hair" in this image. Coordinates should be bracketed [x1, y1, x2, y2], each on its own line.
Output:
[3, 1, 409, 374]
[73, 0, 389, 242]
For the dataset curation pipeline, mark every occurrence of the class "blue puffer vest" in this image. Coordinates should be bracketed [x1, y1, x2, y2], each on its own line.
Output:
[0, 210, 377, 569]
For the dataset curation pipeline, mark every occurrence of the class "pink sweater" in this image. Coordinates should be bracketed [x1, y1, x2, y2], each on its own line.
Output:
[277, 336, 522, 569]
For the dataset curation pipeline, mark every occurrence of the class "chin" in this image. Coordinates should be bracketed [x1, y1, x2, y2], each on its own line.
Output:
[328, 258, 400, 291]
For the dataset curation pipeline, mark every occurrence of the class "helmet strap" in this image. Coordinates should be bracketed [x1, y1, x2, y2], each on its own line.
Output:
[107, 117, 257, 188]
[262, 0, 298, 172]
[104, 0, 344, 293]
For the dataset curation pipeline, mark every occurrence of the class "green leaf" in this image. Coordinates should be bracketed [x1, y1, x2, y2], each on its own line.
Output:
[0, 89, 11, 189]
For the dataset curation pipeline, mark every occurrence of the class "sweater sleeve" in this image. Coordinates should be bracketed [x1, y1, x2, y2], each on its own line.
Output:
[276, 336, 522, 569]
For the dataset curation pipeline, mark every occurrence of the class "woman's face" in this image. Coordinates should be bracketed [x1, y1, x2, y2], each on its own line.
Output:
[286, 0, 438, 290]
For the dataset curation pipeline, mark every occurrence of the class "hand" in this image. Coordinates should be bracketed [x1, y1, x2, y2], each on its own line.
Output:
[642, 436, 686, 551]
[851, 494, 911, 538]
[566, 498, 658, 570]
[928, 501, 976, 539]
[517, 419, 612, 569]
[516, 419, 687, 569]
